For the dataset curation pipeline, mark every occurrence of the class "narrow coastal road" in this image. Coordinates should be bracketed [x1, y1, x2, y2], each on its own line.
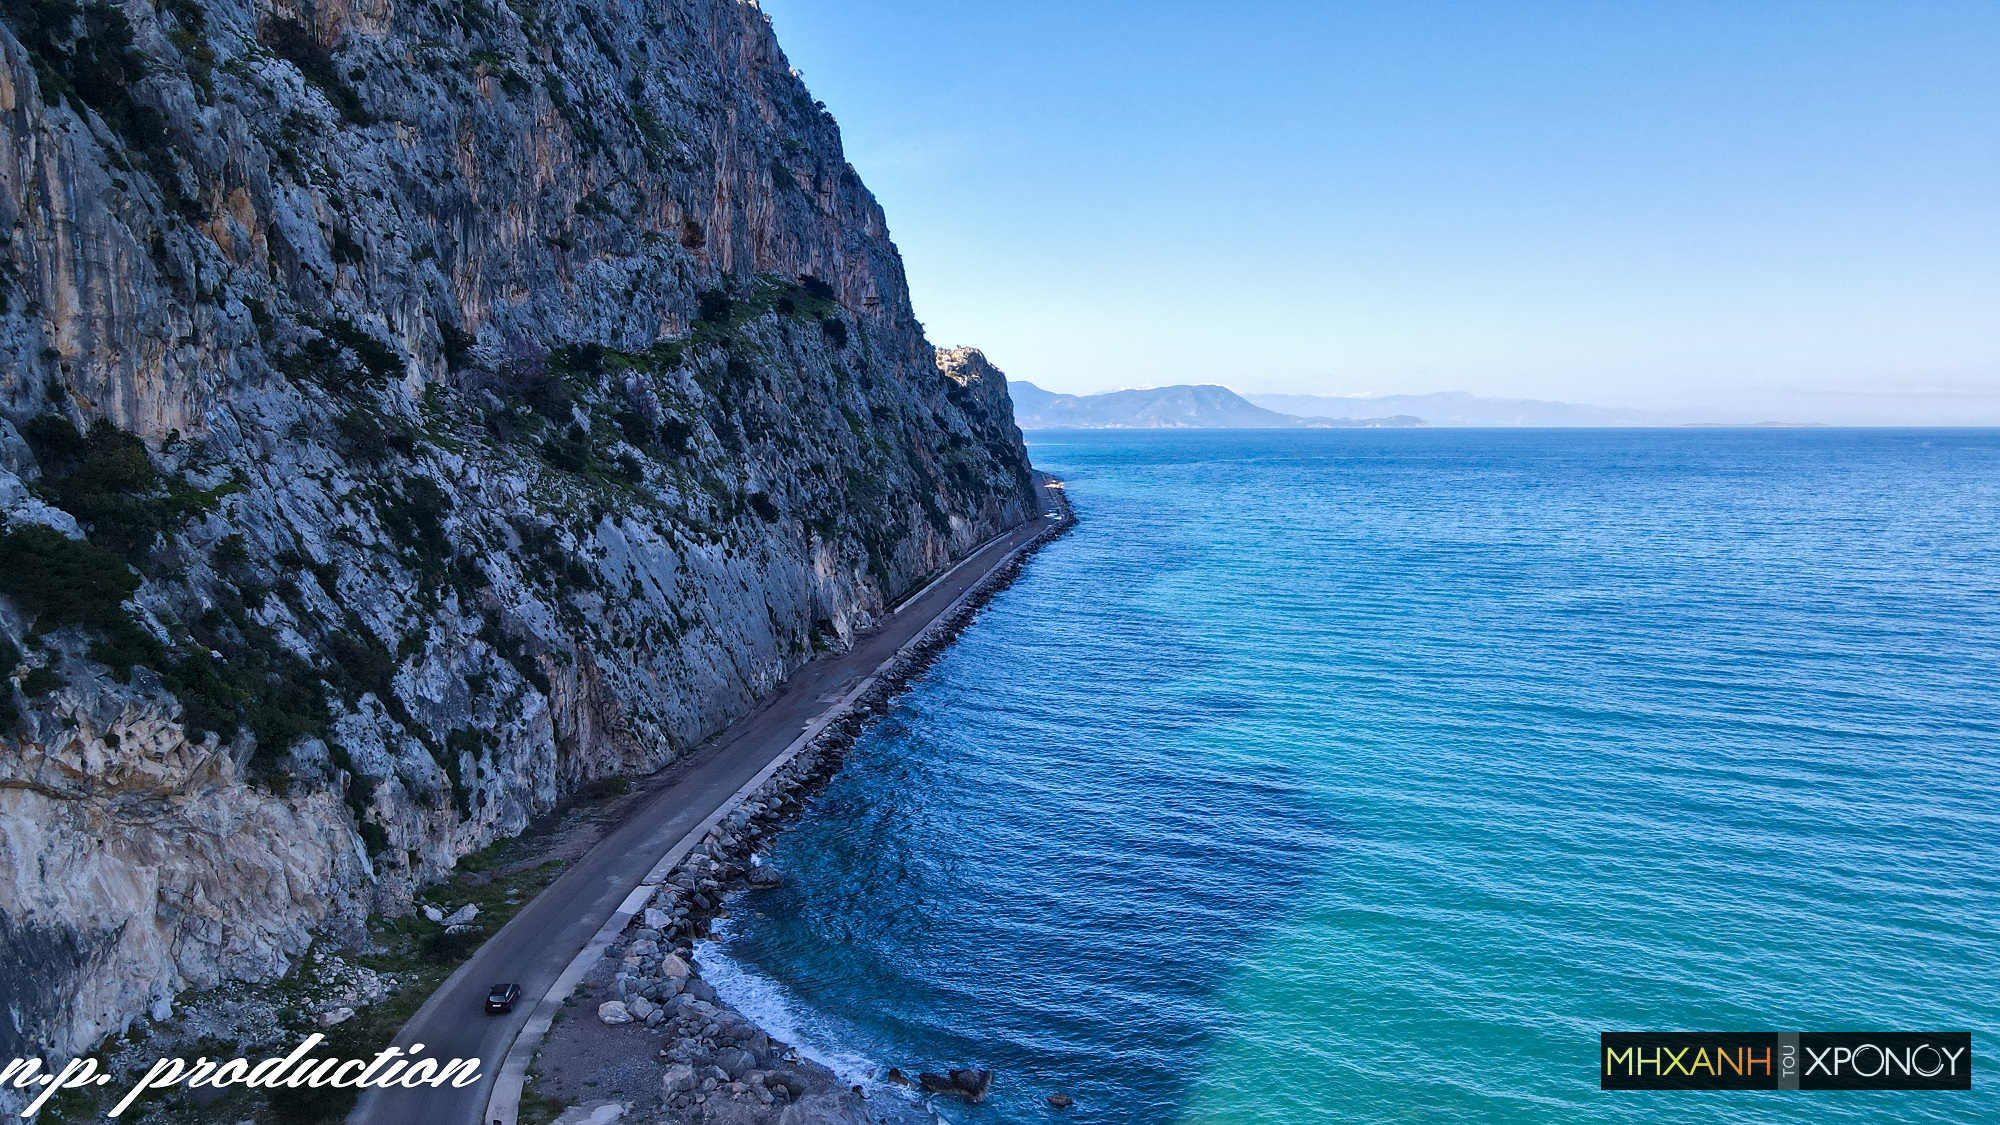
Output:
[352, 486, 1063, 1125]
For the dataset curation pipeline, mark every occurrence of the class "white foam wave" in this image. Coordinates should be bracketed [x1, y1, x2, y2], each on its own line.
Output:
[694, 924, 892, 1092]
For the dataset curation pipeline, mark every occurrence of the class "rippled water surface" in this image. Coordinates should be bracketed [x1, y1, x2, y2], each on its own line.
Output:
[718, 429, 2000, 1123]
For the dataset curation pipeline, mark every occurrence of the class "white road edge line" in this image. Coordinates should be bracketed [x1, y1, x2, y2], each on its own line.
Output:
[890, 526, 1011, 616]
[482, 516, 1049, 1125]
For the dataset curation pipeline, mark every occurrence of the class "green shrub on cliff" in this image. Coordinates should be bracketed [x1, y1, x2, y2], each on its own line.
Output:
[325, 317, 403, 383]
[24, 415, 168, 561]
[375, 474, 455, 588]
[259, 17, 372, 126]
[819, 315, 848, 349]
[160, 624, 328, 761]
[0, 521, 144, 640]
[0, 635, 20, 737]
[22, 414, 237, 565]
[20, 666, 65, 697]
[696, 289, 734, 323]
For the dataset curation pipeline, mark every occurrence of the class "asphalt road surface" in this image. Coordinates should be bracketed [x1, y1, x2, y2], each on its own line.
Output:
[352, 495, 1059, 1125]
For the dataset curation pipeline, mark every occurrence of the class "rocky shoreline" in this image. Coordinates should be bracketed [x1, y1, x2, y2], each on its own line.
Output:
[526, 487, 1074, 1125]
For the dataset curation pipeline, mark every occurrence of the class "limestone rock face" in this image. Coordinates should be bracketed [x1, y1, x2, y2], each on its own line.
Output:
[0, 0, 1034, 1059]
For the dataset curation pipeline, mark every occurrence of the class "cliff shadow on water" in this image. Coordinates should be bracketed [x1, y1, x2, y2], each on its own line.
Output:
[0, 0, 1035, 1064]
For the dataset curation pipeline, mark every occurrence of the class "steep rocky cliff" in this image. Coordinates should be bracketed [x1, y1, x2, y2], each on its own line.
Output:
[0, 0, 1035, 1061]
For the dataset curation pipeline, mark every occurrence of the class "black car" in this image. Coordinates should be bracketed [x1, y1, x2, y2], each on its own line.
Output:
[485, 983, 520, 1014]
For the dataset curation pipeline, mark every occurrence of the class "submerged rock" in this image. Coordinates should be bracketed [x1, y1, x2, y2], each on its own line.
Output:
[916, 1067, 992, 1101]
[950, 1068, 994, 1101]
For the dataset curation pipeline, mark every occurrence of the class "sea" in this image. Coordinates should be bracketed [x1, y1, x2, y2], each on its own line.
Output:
[704, 428, 2000, 1124]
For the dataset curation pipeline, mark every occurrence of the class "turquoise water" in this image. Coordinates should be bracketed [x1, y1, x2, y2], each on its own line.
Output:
[718, 429, 2000, 1123]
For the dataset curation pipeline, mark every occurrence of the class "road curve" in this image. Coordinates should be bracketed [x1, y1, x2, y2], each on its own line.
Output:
[352, 488, 1064, 1125]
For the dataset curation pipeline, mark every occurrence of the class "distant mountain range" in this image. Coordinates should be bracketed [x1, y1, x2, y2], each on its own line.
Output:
[1008, 384, 1814, 430]
[1009, 382, 1425, 429]
[1245, 391, 1686, 427]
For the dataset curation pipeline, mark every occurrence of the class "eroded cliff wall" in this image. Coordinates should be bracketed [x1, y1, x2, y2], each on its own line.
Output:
[0, 0, 1034, 1059]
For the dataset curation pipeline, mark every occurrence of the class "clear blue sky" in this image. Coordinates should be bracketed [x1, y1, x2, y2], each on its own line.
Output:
[759, 0, 2000, 422]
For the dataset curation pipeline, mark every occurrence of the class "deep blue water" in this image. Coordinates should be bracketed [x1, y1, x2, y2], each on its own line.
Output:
[710, 429, 2000, 1123]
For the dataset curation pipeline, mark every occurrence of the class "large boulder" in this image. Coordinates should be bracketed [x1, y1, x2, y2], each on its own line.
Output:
[950, 1068, 994, 1101]
[714, 1046, 756, 1081]
[661, 1063, 697, 1096]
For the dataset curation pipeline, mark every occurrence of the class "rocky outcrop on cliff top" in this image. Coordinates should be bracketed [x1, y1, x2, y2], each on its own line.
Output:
[0, 0, 1035, 1060]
